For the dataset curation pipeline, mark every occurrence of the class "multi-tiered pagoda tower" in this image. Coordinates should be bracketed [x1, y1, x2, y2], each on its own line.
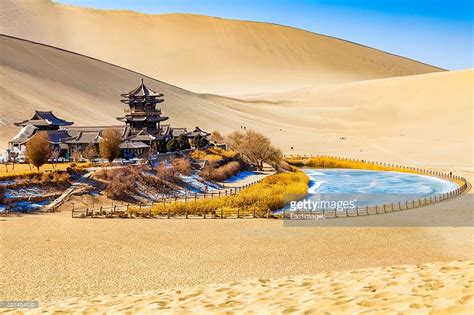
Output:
[117, 79, 168, 134]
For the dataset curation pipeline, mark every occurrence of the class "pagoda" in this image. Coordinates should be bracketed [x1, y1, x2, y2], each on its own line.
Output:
[117, 79, 168, 134]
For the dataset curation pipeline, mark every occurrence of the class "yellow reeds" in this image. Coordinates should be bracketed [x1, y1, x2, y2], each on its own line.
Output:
[145, 171, 309, 218]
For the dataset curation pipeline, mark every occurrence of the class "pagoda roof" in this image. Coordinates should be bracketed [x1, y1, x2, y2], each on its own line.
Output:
[65, 131, 100, 144]
[14, 111, 73, 127]
[19, 130, 73, 145]
[127, 129, 157, 142]
[64, 125, 131, 139]
[120, 141, 150, 150]
[121, 79, 164, 98]
[171, 128, 189, 137]
[117, 115, 169, 123]
[9, 125, 38, 144]
[188, 127, 211, 137]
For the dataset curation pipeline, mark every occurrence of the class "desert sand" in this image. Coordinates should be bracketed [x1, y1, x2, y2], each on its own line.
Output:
[1, 35, 472, 171]
[1, 191, 473, 305]
[0, 0, 443, 95]
[0, 2, 473, 313]
[15, 260, 473, 314]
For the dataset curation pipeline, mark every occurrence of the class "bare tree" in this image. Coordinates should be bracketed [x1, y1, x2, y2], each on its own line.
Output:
[231, 130, 282, 171]
[172, 158, 192, 175]
[71, 149, 82, 163]
[1, 153, 7, 173]
[25, 132, 52, 171]
[145, 142, 157, 165]
[99, 128, 121, 163]
[211, 130, 224, 144]
[226, 131, 245, 151]
[50, 148, 60, 168]
[83, 143, 97, 162]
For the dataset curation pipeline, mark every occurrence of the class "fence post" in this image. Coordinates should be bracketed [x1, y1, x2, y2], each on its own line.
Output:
[237, 208, 240, 219]
[266, 209, 270, 218]
[221, 208, 224, 219]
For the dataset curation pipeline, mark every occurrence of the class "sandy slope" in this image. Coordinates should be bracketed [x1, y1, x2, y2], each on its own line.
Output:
[1, 35, 472, 170]
[0, 35, 252, 146]
[0, 0, 443, 95]
[22, 261, 474, 314]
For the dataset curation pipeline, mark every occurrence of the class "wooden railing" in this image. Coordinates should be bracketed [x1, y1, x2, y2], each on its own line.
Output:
[282, 155, 469, 219]
[71, 177, 267, 219]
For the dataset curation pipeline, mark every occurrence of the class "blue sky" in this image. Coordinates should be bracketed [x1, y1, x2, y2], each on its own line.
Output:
[55, 0, 473, 70]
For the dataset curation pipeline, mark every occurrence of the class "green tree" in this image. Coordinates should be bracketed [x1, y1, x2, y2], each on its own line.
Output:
[177, 134, 191, 150]
[193, 134, 209, 149]
[166, 138, 180, 152]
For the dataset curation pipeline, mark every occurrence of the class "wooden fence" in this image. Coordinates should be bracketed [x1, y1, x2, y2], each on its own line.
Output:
[65, 155, 469, 220]
[71, 177, 268, 219]
[282, 155, 469, 219]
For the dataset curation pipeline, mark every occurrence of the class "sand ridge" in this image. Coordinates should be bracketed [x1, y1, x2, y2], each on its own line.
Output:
[7, 260, 473, 314]
[0, 0, 443, 95]
[0, 35, 472, 171]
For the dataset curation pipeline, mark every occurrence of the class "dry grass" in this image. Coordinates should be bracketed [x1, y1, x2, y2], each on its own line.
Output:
[145, 171, 309, 217]
[0, 162, 91, 179]
[203, 161, 243, 181]
[190, 148, 238, 162]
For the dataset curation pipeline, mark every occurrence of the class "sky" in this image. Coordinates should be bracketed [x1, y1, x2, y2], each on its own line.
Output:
[55, 0, 473, 70]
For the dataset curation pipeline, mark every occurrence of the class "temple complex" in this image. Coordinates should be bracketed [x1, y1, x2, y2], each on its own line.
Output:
[8, 79, 210, 159]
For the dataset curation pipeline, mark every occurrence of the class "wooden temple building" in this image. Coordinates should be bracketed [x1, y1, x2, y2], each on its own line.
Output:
[8, 79, 210, 159]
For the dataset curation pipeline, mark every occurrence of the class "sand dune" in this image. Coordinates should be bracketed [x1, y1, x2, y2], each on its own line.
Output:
[27, 260, 474, 314]
[0, 35, 252, 145]
[0, 0, 443, 95]
[0, 35, 472, 169]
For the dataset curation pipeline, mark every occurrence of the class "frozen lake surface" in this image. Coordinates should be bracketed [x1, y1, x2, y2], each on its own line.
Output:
[301, 168, 459, 208]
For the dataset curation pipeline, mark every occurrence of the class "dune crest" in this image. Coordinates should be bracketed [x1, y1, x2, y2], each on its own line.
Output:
[0, 35, 472, 169]
[0, 0, 443, 95]
[33, 260, 474, 314]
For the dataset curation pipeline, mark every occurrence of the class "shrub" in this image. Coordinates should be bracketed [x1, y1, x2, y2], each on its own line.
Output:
[155, 162, 180, 184]
[172, 158, 192, 175]
[205, 161, 242, 181]
[102, 166, 138, 199]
